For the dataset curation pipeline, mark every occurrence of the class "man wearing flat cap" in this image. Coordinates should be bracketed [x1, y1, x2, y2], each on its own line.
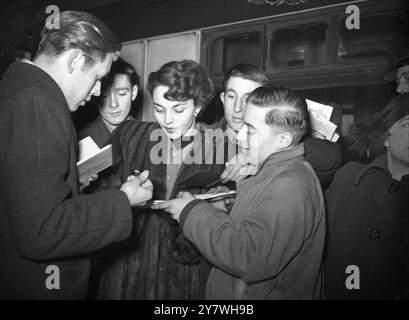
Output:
[325, 94, 409, 299]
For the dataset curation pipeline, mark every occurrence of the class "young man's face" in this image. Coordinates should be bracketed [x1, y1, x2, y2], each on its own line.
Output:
[69, 53, 113, 111]
[98, 74, 137, 131]
[385, 114, 409, 165]
[396, 65, 409, 95]
[153, 85, 200, 139]
[220, 77, 262, 132]
[236, 103, 286, 166]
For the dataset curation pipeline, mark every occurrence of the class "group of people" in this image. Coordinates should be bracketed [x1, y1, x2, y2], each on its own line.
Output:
[0, 10, 408, 300]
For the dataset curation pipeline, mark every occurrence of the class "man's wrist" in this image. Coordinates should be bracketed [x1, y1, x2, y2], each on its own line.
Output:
[179, 199, 206, 227]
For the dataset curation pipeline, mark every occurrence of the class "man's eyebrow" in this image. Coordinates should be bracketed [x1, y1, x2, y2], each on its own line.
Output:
[397, 71, 409, 78]
[225, 88, 237, 94]
[114, 87, 130, 91]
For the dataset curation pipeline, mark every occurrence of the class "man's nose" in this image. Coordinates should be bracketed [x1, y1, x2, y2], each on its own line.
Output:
[397, 79, 409, 94]
[110, 93, 119, 108]
[91, 80, 101, 97]
[233, 96, 245, 113]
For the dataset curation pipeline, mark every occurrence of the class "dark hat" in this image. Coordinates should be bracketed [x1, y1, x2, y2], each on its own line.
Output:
[381, 93, 409, 130]
[347, 93, 409, 161]
[383, 48, 409, 82]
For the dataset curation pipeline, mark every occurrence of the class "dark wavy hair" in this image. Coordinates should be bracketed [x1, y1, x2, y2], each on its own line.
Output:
[247, 86, 309, 145]
[147, 60, 214, 108]
[36, 10, 121, 68]
[100, 57, 140, 93]
[222, 63, 269, 91]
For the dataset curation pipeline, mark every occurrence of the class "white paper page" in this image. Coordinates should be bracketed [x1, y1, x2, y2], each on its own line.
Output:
[78, 136, 100, 161]
[306, 99, 333, 121]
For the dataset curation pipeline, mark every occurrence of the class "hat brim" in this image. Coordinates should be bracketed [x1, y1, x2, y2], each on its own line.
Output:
[383, 66, 397, 82]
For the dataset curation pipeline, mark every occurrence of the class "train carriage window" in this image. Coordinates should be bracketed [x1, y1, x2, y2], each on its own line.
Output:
[269, 23, 328, 68]
[210, 32, 262, 75]
[338, 13, 406, 61]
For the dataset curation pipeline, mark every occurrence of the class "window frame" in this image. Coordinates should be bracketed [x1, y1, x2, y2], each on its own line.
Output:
[201, 0, 408, 90]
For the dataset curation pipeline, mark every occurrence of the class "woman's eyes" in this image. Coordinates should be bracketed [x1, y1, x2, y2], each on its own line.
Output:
[154, 107, 184, 113]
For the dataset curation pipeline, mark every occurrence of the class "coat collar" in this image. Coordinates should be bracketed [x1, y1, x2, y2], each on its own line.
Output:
[256, 143, 305, 176]
[216, 117, 228, 131]
[354, 153, 391, 185]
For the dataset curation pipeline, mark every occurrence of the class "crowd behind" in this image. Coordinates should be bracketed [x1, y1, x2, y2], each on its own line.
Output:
[0, 10, 408, 300]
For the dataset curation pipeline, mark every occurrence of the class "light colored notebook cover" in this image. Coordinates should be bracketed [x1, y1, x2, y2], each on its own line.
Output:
[77, 137, 113, 180]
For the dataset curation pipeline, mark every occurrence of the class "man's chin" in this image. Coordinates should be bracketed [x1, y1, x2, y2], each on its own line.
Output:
[68, 104, 79, 112]
[228, 121, 243, 132]
[163, 131, 182, 140]
[104, 118, 123, 126]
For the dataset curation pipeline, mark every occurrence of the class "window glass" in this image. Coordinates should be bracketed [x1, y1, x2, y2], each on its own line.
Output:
[269, 23, 328, 68]
[211, 32, 261, 75]
[338, 13, 406, 61]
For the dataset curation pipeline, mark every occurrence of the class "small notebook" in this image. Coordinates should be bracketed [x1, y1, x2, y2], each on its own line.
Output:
[77, 137, 112, 180]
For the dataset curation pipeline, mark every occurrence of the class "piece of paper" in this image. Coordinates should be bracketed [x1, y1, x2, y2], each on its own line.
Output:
[78, 136, 101, 162]
[309, 116, 338, 141]
[306, 99, 338, 141]
[77, 137, 113, 180]
[331, 132, 340, 143]
[195, 190, 236, 200]
[151, 190, 237, 207]
[306, 99, 333, 121]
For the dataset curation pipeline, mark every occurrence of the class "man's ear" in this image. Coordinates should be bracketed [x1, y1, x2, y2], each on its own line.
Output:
[383, 131, 390, 148]
[131, 85, 138, 101]
[112, 51, 120, 62]
[194, 106, 202, 117]
[220, 92, 225, 105]
[279, 132, 293, 149]
[67, 49, 85, 74]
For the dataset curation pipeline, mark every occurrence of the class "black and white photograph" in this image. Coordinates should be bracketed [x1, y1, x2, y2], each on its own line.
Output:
[0, 0, 408, 311]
